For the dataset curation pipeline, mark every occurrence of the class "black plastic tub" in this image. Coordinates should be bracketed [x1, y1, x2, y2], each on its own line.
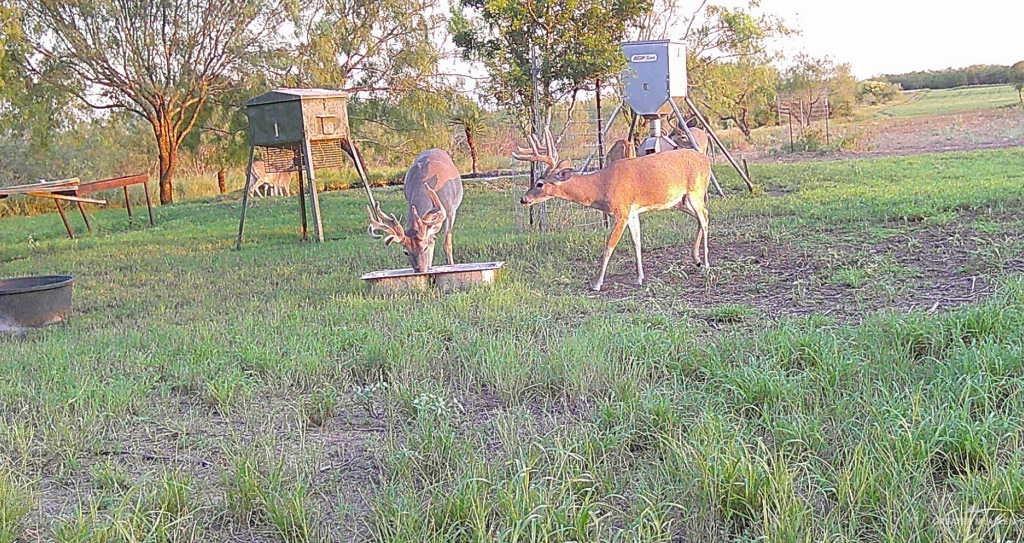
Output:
[0, 275, 74, 332]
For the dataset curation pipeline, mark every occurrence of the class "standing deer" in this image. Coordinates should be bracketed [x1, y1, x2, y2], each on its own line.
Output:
[604, 138, 637, 163]
[248, 160, 293, 198]
[515, 129, 711, 291]
[367, 149, 464, 272]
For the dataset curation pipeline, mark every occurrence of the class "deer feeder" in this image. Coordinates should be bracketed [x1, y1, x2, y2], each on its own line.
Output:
[622, 39, 689, 155]
[235, 88, 376, 248]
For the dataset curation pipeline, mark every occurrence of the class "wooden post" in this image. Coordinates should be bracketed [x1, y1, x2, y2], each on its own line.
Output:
[55, 200, 74, 239]
[595, 78, 610, 228]
[76, 202, 92, 233]
[303, 139, 324, 242]
[235, 146, 257, 250]
[143, 181, 155, 226]
[824, 95, 831, 146]
[788, 109, 795, 152]
[123, 186, 133, 218]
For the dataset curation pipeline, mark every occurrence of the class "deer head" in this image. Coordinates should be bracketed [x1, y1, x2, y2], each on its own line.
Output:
[367, 186, 447, 272]
[512, 127, 575, 206]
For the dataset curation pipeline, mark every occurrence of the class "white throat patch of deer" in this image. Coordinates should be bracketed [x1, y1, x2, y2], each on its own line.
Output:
[514, 128, 713, 291]
[367, 149, 464, 273]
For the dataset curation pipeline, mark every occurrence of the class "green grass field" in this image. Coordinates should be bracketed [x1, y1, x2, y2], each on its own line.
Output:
[879, 85, 1022, 118]
[2, 148, 1024, 541]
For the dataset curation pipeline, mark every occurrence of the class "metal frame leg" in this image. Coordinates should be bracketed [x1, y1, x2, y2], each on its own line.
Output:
[297, 167, 308, 241]
[235, 146, 257, 250]
[302, 139, 324, 242]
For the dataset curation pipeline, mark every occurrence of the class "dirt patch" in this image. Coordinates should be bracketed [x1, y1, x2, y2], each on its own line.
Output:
[597, 213, 1023, 322]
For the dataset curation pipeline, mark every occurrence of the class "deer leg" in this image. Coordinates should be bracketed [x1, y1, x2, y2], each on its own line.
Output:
[688, 196, 711, 268]
[683, 196, 704, 266]
[593, 216, 627, 291]
[626, 212, 644, 286]
[444, 229, 454, 265]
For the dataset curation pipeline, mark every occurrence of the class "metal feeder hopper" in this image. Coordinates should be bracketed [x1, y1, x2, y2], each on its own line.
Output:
[617, 40, 754, 193]
[235, 88, 377, 248]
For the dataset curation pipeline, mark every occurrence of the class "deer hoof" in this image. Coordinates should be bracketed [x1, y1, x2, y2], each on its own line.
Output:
[590, 281, 604, 292]
[636, 276, 644, 287]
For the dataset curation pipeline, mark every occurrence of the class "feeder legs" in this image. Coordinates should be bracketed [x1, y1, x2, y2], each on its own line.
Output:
[297, 166, 308, 241]
[303, 139, 324, 242]
[235, 146, 257, 250]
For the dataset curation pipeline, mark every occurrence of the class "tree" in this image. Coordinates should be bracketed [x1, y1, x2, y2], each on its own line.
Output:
[1012, 61, 1024, 107]
[634, 1, 791, 138]
[780, 54, 856, 136]
[284, 0, 447, 93]
[448, 100, 489, 174]
[700, 60, 778, 139]
[451, 0, 651, 131]
[18, 0, 285, 204]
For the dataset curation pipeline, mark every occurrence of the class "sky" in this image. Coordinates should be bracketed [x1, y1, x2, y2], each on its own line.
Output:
[760, 0, 1024, 78]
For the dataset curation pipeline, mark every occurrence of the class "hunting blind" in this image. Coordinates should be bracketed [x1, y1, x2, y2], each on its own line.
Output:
[235, 88, 376, 248]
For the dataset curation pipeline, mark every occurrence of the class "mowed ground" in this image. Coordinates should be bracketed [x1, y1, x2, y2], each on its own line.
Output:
[1, 145, 1024, 541]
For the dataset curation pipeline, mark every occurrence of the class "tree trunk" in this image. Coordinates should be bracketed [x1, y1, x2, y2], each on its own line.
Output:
[465, 128, 478, 174]
[153, 119, 179, 205]
[217, 168, 227, 194]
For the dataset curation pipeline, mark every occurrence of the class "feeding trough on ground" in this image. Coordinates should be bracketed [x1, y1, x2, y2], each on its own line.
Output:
[361, 262, 504, 294]
[0, 275, 74, 333]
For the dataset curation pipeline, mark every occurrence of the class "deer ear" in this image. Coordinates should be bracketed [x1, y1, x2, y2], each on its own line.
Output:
[554, 168, 575, 182]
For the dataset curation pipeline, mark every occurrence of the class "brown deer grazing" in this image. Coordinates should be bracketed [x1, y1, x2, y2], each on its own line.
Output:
[248, 160, 294, 198]
[514, 129, 712, 291]
[367, 149, 464, 272]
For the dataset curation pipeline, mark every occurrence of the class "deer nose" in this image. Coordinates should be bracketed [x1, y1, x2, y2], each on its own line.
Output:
[520, 197, 528, 205]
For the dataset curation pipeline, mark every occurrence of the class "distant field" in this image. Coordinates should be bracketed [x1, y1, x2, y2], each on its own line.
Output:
[2, 148, 1024, 541]
[878, 85, 1021, 118]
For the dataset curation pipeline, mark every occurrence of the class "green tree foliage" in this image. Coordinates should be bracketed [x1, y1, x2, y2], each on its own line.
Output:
[858, 80, 902, 105]
[700, 61, 779, 139]
[17, 0, 286, 203]
[644, 1, 791, 139]
[1011, 61, 1024, 107]
[780, 55, 857, 136]
[881, 65, 1014, 90]
[451, 0, 651, 130]
[277, 0, 454, 168]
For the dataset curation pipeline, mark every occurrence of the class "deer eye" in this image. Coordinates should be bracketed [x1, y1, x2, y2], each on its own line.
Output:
[536, 181, 544, 188]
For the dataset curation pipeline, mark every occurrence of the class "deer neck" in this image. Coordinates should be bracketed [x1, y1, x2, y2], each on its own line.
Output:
[550, 172, 607, 210]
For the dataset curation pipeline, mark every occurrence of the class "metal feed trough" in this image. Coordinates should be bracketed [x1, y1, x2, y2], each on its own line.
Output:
[235, 88, 376, 248]
[0, 275, 74, 333]
[361, 262, 505, 294]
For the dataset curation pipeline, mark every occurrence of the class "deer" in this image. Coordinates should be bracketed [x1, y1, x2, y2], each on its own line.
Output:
[605, 138, 637, 163]
[514, 128, 712, 291]
[248, 160, 293, 198]
[367, 149, 464, 272]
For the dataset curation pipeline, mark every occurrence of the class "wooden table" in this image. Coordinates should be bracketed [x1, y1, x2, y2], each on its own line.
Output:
[0, 174, 151, 239]
[64, 174, 154, 236]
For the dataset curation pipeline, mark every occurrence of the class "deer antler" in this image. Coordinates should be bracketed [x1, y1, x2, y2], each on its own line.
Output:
[367, 203, 406, 246]
[512, 127, 559, 170]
